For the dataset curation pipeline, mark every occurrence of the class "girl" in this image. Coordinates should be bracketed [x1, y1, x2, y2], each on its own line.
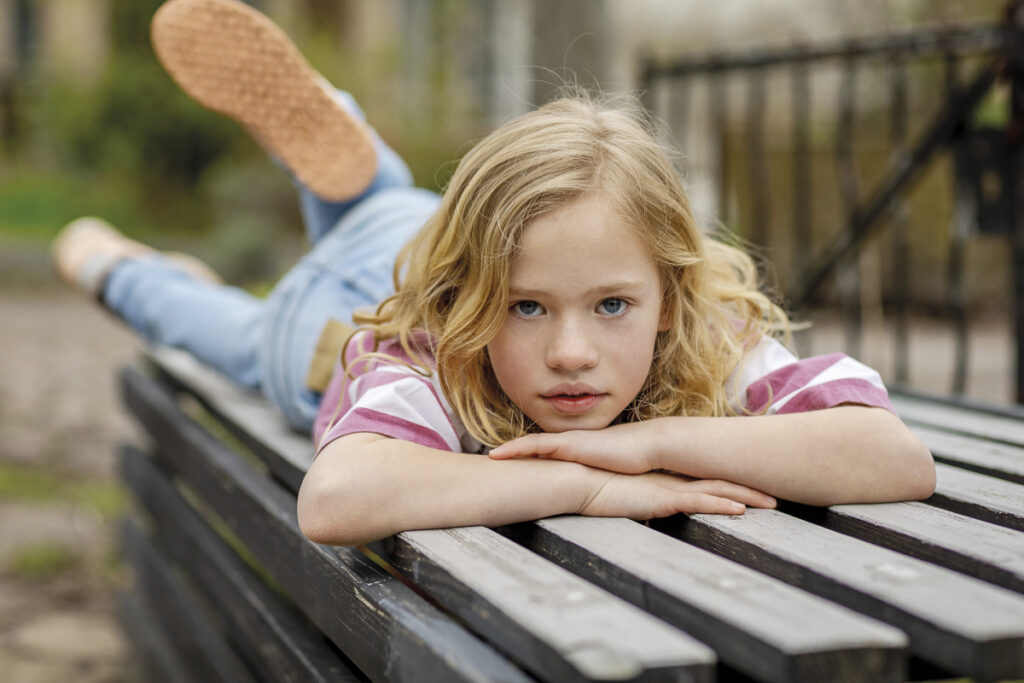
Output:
[54, 0, 934, 548]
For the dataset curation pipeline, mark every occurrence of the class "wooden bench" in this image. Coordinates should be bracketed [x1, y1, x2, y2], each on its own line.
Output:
[117, 347, 1024, 682]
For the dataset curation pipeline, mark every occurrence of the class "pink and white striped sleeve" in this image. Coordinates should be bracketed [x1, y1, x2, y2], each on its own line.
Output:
[312, 333, 462, 457]
[730, 337, 894, 415]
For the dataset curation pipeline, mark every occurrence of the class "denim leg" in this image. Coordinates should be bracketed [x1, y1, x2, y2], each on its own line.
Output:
[297, 90, 415, 244]
[103, 190, 440, 433]
[103, 257, 263, 388]
[261, 187, 441, 430]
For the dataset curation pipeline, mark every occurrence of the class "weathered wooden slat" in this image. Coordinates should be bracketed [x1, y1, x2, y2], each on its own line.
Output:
[500, 515, 907, 683]
[122, 519, 259, 683]
[910, 423, 1024, 484]
[119, 590, 192, 683]
[824, 501, 1024, 593]
[148, 347, 310, 490]
[121, 444, 361, 683]
[892, 393, 1024, 447]
[377, 527, 716, 683]
[120, 365, 530, 683]
[926, 462, 1024, 532]
[661, 508, 1024, 681]
[147, 347, 714, 681]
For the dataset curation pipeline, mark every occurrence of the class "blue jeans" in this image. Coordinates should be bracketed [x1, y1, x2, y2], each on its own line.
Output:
[103, 93, 441, 432]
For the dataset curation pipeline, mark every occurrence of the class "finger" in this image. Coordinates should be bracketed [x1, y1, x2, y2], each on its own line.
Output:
[490, 434, 567, 460]
[487, 443, 519, 459]
[674, 492, 746, 516]
[685, 480, 776, 508]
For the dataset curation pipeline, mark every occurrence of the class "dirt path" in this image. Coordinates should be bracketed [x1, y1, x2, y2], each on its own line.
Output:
[0, 287, 140, 682]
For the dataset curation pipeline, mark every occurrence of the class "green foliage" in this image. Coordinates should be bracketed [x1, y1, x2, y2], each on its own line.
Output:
[973, 82, 1010, 129]
[0, 170, 138, 239]
[2, 0, 480, 248]
[7, 542, 79, 581]
[43, 53, 246, 204]
[25, 0, 255, 235]
[0, 462, 127, 520]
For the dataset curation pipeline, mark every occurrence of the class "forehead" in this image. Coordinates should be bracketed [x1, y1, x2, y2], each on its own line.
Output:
[511, 194, 659, 290]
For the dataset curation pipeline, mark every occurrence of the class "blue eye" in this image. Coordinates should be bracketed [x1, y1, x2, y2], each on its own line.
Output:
[598, 298, 628, 315]
[512, 300, 544, 317]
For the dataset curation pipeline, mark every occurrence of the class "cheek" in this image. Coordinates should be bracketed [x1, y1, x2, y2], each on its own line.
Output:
[617, 325, 661, 391]
[621, 347, 656, 392]
[486, 329, 527, 395]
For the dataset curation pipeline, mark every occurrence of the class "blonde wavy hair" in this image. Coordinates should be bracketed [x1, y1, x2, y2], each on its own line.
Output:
[350, 93, 790, 447]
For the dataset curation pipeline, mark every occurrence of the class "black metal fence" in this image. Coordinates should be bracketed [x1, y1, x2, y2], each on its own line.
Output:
[639, 4, 1024, 404]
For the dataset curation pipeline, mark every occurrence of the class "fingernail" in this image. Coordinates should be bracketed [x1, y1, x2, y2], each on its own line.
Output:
[731, 503, 745, 514]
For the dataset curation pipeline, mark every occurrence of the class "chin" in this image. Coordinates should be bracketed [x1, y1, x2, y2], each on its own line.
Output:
[535, 414, 614, 433]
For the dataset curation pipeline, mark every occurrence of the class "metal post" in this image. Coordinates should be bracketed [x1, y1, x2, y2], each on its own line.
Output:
[889, 54, 910, 386]
[1009, 0, 1024, 403]
[746, 70, 769, 248]
[836, 55, 862, 358]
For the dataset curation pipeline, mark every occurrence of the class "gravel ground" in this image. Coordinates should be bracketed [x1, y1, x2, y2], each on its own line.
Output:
[0, 285, 140, 683]
[0, 279, 1014, 682]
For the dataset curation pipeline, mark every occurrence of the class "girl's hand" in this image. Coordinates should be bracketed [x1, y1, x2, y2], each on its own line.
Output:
[489, 424, 654, 474]
[578, 470, 776, 519]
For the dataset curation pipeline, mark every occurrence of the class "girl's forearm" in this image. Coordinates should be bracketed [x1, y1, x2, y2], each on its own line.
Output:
[645, 407, 935, 506]
[297, 433, 598, 546]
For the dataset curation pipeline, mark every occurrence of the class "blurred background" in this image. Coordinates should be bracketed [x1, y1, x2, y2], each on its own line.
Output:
[0, 0, 1015, 680]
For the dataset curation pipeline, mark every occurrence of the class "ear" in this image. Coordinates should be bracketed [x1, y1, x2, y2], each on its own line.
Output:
[658, 306, 671, 332]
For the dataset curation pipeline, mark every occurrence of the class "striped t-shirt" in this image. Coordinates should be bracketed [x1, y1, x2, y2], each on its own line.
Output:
[312, 331, 894, 457]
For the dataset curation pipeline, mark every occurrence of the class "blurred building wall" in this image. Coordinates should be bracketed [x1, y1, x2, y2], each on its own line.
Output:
[0, 0, 110, 82]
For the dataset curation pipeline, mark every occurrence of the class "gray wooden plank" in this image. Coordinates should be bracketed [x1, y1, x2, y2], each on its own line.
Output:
[121, 444, 362, 683]
[663, 508, 1024, 681]
[377, 527, 716, 683]
[892, 393, 1024, 447]
[926, 462, 1024, 532]
[122, 519, 259, 683]
[119, 590, 191, 683]
[506, 515, 907, 683]
[910, 423, 1024, 484]
[121, 365, 530, 683]
[148, 347, 311, 490]
[825, 500, 1024, 593]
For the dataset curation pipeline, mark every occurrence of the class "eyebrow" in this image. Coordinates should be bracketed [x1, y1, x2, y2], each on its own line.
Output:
[508, 281, 647, 298]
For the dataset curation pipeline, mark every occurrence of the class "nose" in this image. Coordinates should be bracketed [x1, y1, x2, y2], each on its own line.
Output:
[546, 318, 598, 371]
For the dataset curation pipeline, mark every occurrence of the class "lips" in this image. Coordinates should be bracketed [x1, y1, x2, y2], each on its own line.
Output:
[541, 384, 606, 415]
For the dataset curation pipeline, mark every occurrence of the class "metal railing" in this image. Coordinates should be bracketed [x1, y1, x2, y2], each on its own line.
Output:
[639, 6, 1024, 403]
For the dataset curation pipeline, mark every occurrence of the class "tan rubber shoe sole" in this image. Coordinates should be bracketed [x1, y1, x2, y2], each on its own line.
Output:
[151, 0, 376, 201]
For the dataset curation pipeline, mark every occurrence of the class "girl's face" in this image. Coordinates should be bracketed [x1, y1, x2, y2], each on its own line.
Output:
[487, 194, 668, 434]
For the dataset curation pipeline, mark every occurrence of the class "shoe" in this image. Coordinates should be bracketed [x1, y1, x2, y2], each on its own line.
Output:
[52, 217, 223, 298]
[151, 0, 376, 201]
[52, 217, 155, 298]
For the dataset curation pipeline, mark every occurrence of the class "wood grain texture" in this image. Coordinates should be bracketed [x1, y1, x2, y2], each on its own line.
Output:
[121, 444, 361, 683]
[121, 519, 259, 683]
[148, 347, 310, 491]
[664, 508, 1024, 681]
[892, 393, 1024, 447]
[508, 515, 907, 683]
[378, 526, 715, 683]
[121, 366, 529, 683]
[119, 590, 193, 683]
[924, 462, 1024, 532]
[825, 501, 1024, 593]
[910, 424, 1024, 484]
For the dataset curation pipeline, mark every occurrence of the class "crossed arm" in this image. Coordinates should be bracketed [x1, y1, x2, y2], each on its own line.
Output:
[297, 405, 935, 546]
